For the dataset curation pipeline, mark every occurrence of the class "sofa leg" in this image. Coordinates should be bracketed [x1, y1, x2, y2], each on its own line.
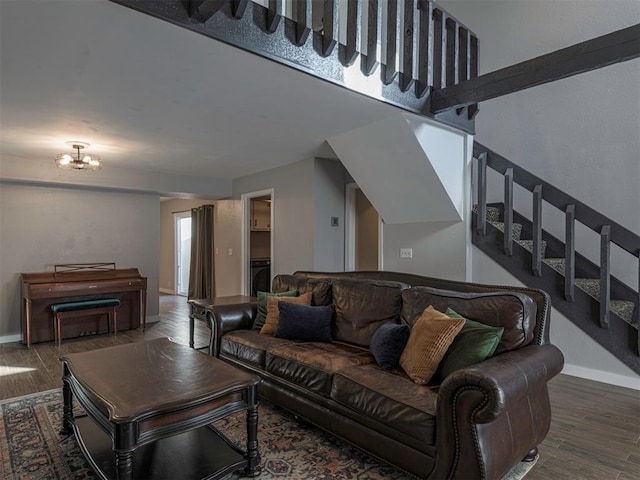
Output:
[522, 447, 538, 462]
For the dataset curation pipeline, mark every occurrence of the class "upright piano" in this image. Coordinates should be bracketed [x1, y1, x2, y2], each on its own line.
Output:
[21, 263, 147, 346]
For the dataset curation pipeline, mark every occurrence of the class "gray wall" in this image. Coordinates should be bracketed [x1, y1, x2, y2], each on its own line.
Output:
[0, 183, 160, 341]
[233, 157, 350, 277]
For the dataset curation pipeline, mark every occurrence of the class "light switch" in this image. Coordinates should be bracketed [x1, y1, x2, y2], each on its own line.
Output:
[400, 248, 413, 259]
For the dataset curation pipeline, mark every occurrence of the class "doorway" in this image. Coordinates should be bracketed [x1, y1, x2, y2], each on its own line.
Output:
[241, 189, 274, 296]
[345, 183, 383, 271]
[175, 212, 192, 296]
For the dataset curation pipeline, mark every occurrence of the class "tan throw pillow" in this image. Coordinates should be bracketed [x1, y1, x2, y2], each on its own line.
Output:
[399, 306, 465, 384]
[260, 292, 313, 335]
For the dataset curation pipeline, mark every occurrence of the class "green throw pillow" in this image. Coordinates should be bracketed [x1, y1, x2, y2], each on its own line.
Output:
[252, 290, 298, 330]
[437, 308, 504, 379]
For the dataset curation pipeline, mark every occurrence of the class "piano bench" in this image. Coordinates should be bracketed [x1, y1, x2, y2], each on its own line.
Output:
[51, 299, 121, 346]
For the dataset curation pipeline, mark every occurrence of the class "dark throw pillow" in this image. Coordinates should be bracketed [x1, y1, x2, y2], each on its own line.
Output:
[437, 308, 505, 379]
[274, 302, 334, 342]
[252, 290, 298, 330]
[369, 323, 411, 370]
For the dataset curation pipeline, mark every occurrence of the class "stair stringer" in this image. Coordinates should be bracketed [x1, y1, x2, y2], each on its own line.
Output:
[472, 212, 640, 374]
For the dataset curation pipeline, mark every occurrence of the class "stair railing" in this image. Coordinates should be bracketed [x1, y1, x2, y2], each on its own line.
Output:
[474, 141, 640, 352]
[111, 0, 479, 132]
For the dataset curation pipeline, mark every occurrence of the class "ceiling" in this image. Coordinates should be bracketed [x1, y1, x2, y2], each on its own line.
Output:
[0, 0, 404, 181]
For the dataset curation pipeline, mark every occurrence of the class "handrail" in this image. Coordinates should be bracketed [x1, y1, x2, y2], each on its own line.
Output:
[473, 142, 640, 256]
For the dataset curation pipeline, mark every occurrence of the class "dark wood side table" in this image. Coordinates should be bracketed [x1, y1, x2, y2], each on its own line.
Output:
[188, 295, 256, 354]
[60, 337, 261, 480]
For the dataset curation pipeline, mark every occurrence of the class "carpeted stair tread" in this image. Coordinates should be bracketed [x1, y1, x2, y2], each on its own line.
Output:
[610, 300, 636, 326]
[516, 239, 547, 257]
[543, 257, 566, 274]
[574, 279, 636, 325]
[472, 204, 501, 222]
[488, 221, 523, 240]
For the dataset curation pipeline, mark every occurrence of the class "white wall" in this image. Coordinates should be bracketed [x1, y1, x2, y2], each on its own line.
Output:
[0, 183, 160, 342]
[473, 246, 639, 390]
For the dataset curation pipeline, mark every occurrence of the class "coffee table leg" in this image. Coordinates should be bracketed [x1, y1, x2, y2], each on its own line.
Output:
[189, 304, 195, 349]
[116, 450, 134, 480]
[243, 389, 261, 477]
[60, 365, 73, 435]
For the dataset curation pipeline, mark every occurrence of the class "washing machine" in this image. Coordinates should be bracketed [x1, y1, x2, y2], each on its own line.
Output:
[250, 259, 271, 296]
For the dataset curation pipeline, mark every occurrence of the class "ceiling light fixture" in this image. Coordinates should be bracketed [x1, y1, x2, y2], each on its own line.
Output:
[55, 141, 102, 171]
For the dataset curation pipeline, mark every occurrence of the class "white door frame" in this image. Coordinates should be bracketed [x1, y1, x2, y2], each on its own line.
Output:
[174, 210, 192, 296]
[241, 188, 275, 296]
[344, 183, 383, 271]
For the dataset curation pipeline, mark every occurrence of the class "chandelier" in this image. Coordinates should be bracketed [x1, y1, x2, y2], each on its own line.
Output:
[55, 142, 102, 171]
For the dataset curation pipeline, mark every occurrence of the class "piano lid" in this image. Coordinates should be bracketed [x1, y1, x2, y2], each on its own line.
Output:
[22, 263, 143, 285]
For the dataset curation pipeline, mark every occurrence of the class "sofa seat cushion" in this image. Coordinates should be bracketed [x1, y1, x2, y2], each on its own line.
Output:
[331, 364, 437, 445]
[266, 342, 374, 397]
[220, 330, 297, 368]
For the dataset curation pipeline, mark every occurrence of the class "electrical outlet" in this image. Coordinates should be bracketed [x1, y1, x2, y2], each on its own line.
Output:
[228, 248, 233, 256]
[215, 248, 219, 255]
[400, 248, 413, 259]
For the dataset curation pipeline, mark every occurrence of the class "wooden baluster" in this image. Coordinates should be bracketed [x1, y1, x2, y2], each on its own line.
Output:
[565, 205, 575, 301]
[445, 17, 458, 87]
[363, 0, 380, 75]
[382, 0, 398, 84]
[292, 0, 311, 45]
[504, 168, 514, 256]
[266, 0, 282, 33]
[340, 0, 360, 66]
[230, 0, 248, 19]
[467, 34, 479, 119]
[458, 26, 468, 83]
[637, 254, 639, 355]
[317, 0, 337, 56]
[399, 0, 417, 92]
[532, 184, 543, 277]
[432, 7, 443, 90]
[415, 0, 433, 98]
[477, 152, 487, 235]
[600, 225, 611, 329]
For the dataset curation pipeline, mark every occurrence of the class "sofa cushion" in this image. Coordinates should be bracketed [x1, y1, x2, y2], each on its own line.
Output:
[266, 342, 374, 397]
[331, 364, 437, 446]
[260, 292, 313, 335]
[220, 330, 297, 368]
[253, 290, 298, 330]
[332, 278, 408, 347]
[369, 323, 410, 370]
[272, 274, 333, 306]
[275, 303, 334, 342]
[400, 306, 465, 384]
[437, 308, 504, 380]
[401, 286, 537, 353]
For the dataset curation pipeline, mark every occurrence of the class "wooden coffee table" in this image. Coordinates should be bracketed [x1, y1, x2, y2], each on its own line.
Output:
[59, 338, 261, 480]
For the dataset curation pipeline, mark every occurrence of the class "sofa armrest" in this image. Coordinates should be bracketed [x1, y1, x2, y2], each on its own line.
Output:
[432, 344, 564, 479]
[205, 303, 257, 356]
[439, 344, 564, 423]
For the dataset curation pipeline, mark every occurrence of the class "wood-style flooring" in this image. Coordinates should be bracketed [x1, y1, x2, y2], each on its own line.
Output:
[1, 294, 638, 479]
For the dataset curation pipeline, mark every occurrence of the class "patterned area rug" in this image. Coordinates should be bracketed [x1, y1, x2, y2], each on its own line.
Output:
[0, 389, 536, 479]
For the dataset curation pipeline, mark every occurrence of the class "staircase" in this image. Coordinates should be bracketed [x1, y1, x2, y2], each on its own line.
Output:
[473, 142, 639, 373]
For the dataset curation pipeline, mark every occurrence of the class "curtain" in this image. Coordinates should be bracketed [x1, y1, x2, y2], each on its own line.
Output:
[188, 204, 215, 300]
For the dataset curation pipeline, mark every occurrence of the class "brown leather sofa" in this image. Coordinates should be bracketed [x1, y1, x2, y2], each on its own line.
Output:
[207, 271, 564, 480]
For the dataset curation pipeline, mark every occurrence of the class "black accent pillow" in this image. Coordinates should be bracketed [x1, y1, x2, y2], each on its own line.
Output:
[369, 323, 411, 370]
[275, 302, 334, 342]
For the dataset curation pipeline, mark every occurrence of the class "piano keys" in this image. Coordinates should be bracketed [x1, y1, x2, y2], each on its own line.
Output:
[21, 263, 147, 346]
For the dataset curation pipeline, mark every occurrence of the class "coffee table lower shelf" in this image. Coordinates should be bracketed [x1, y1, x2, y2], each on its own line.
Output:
[73, 414, 247, 480]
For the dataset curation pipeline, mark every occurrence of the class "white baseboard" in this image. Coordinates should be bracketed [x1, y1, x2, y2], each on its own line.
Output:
[562, 364, 640, 390]
[0, 334, 22, 344]
[159, 288, 175, 295]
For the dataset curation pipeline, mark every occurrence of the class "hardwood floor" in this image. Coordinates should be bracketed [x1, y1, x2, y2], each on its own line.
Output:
[1, 294, 638, 479]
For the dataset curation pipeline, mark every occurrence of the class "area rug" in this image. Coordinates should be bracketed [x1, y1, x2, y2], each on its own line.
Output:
[0, 389, 536, 479]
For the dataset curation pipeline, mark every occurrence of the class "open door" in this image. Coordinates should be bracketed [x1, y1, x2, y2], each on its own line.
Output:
[241, 189, 274, 296]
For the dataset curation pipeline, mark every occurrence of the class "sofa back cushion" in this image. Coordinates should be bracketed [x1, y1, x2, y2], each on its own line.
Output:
[272, 274, 333, 306]
[401, 286, 537, 353]
[332, 278, 408, 347]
